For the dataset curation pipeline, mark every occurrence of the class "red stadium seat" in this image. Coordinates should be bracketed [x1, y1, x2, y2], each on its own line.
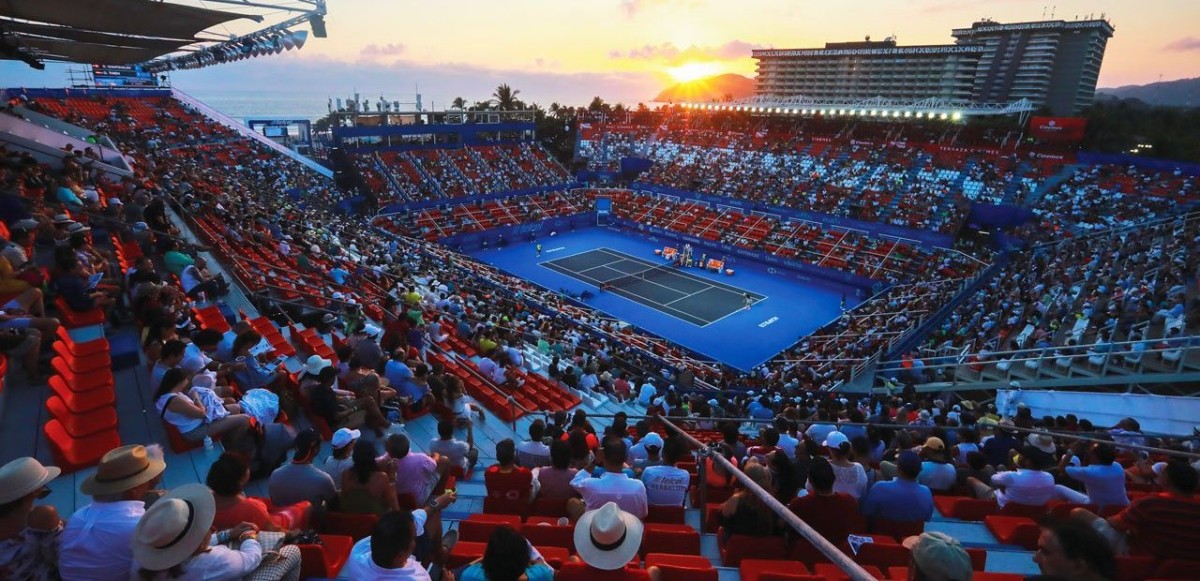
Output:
[740, 558, 812, 581]
[640, 524, 701, 557]
[646, 553, 718, 581]
[520, 523, 575, 553]
[459, 514, 522, 542]
[646, 505, 686, 525]
[718, 530, 788, 567]
[43, 419, 120, 473]
[321, 512, 378, 541]
[298, 534, 352, 579]
[984, 516, 1040, 550]
[45, 395, 118, 438]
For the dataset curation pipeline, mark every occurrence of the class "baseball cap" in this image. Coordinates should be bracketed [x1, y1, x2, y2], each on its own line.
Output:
[923, 437, 946, 451]
[331, 428, 361, 449]
[903, 532, 973, 581]
[823, 431, 850, 449]
[641, 432, 664, 450]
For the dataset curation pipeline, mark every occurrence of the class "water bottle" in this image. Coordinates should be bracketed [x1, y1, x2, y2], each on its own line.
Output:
[203, 436, 214, 451]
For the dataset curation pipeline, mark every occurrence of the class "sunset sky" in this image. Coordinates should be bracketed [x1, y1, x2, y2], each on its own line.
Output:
[3, 0, 1198, 110]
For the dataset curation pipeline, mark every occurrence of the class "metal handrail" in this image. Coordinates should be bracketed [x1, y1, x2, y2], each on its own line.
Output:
[658, 415, 878, 581]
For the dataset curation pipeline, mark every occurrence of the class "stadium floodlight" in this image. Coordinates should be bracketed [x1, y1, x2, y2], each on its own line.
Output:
[951, 111, 963, 121]
[939, 113, 948, 120]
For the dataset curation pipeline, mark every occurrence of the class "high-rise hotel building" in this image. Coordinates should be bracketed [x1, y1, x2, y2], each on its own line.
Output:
[753, 19, 1115, 115]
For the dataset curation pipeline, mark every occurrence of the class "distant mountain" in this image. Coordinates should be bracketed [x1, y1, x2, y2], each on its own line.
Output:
[653, 73, 756, 104]
[1097, 77, 1200, 108]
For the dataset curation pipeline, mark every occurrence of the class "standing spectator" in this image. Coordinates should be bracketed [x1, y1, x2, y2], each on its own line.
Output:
[1071, 460, 1200, 560]
[640, 437, 691, 507]
[568, 439, 648, 519]
[59, 445, 165, 580]
[0, 457, 62, 580]
[1031, 518, 1116, 581]
[269, 428, 337, 508]
[323, 428, 360, 490]
[516, 420, 552, 468]
[129, 483, 301, 580]
[861, 451, 934, 526]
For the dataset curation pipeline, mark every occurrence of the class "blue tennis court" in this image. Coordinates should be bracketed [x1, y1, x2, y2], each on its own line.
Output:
[465, 226, 866, 370]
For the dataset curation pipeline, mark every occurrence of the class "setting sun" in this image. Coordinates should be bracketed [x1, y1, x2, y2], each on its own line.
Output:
[666, 61, 723, 83]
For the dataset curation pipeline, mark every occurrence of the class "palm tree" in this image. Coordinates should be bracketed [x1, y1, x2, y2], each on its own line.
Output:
[549, 102, 561, 118]
[492, 83, 521, 111]
[451, 97, 466, 110]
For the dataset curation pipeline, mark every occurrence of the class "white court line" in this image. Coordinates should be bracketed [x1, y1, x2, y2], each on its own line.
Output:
[663, 285, 719, 306]
[539, 260, 711, 327]
[593, 247, 764, 300]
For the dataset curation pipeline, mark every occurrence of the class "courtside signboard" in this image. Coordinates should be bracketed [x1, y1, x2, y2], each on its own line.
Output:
[1029, 116, 1087, 143]
[92, 65, 158, 87]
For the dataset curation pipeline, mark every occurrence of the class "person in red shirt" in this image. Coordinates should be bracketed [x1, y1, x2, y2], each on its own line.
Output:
[484, 439, 532, 512]
[1072, 459, 1200, 561]
[789, 457, 861, 548]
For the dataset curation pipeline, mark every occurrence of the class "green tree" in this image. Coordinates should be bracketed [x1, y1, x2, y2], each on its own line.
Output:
[492, 83, 522, 110]
[451, 96, 466, 110]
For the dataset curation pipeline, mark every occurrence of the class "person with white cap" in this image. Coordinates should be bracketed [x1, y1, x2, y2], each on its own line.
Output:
[820, 431, 869, 499]
[130, 483, 301, 580]
[902, 531, 973, 581]
[323, 427, 361, 490]
[557, 502, 660, 581]
[0, 457, 62, 580]
[640, 436, 689, 507]
[59, 445, 167, 580]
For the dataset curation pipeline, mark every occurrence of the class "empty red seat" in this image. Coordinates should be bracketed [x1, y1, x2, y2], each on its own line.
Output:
[55, 327, 109, 356]
[741, 558, 813, 581]
[43, 419, 120, 473]
[459, 514, 522, 542]
[50, 359, 114, 392]
[646, 553, 717, 581]
[535, 545, 570, 569]
[45, 395, 118, 437]
[646, 505, 686, 525]
[520, 523, 575, 553]
[298, 534, 352, 579]
[932, 496, 997, 521]
[813, 562, 885, 581]
[719, 531, 788, 567]
[54, 296, 105, 328]
[984, 516, 1040, 550]
[640, 524, 700, 557]
[48, 375, 115, 413]
[321, 512, 378, 541]
[869, 519, 925, 541]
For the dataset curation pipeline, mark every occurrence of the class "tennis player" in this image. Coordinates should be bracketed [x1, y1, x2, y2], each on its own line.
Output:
[536, 242, 542, 257]
[743, 293, 754, 310]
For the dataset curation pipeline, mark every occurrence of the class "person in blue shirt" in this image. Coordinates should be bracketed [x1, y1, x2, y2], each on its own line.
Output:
[329, 263, 350, 285]
[860, 451, 934, 525]
[748, 396, 775, 420]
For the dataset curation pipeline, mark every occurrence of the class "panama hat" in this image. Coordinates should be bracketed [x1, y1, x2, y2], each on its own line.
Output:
[81, 445, 166, 496]
[132, 483, 216, 571]
[304, 354, 332, 376]
[574, 501, 644, 570]
[0, 457, 60, 504]
[1027, 432, 1057, 455]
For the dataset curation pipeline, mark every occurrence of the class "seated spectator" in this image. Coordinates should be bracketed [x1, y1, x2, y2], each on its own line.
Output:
[902, 532, 973, 581]
[154, 368, 251, 443]
[1071, 460, 1200, 561]
[719, 461, 779, 539]
[534, 440, 579, 501]
[0, 457, 63, 580]
[268, 428, 337, 508]
[445, 376, 485, 425]
[821, 431, 870, 499]
[380, 433, 449, 505]
[916, 437, 957, 491]
[60, 445, 166, 580]
[343, 506, 458, 581]
[640, 436, 690, 507]
[559, 502, 660, 580]
[982, 419, 1022, 468]
[54, 257, 116, 313]
[460, 525, 554, 581]
[626, 421, 653, 464]
[516, 419, 552, 468]
[789, 457, 860, 544]
[307, 364, 390, 438]
[1032, 517, 1117, 581]
[1054, 442, 1129, 511]
[129, 483, 301, 580]
[485, 439, 534, 507]
[429, 419, 478, 476]
[323, 428, 360, 491]
[341, 439, 400, 515]
[569, 438, 648, 519]
[968, 445, 1057, 508]
[861, 451, 934, 526]
[228, 330, 285, 391]
[208, 452, 309, 532]
[631, 432, 664, 470]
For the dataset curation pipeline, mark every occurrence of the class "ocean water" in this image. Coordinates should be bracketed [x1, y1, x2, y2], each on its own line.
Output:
[174, 89, 332, 122]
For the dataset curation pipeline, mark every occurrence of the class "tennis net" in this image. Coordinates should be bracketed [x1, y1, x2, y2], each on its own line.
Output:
[604, 263, 676, 290]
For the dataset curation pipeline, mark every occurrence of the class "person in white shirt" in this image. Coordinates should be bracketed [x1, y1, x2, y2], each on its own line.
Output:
[640, 437, 690, 506]
[515, 420, 552, 468]
[637, 380, 657, 406]
[968, 445, 1057, 508]
[626, 421, 653, 464]
[59, 445, 166, 581]
[428, 419, 478, 475]
[1055, 442, 1130, 510]
[323, 428, 359, 491]
[774, 418, 800, 460]
[343, 507, 457, 581]
[568, 439, 648, 519]
[129, 483, 302, 580]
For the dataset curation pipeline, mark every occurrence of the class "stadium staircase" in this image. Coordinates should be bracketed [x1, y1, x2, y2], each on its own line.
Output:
[1021, 163, 1083, 208]
[403, 150, 448, 198]
[999, 161, 1034, 205]
[877, 151, 931, 221]
[372, 151, 412, 202]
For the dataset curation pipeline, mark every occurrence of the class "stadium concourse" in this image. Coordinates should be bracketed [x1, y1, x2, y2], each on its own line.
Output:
[0, 89, 1198, 581]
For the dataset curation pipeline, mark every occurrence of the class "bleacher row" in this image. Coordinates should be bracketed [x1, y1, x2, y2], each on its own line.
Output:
[375, 190, 589, 241]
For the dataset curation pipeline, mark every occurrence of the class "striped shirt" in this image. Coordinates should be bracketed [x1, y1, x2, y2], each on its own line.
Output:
[1112, 492, 1200, 560]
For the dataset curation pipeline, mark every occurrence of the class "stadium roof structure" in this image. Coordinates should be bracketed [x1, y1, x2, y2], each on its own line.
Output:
[676, 95, 1039, 122]
[0, 0, 325, 71]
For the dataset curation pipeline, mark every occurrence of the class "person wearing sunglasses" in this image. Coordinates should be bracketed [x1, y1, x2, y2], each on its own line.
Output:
[0, 457, 64, 580]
